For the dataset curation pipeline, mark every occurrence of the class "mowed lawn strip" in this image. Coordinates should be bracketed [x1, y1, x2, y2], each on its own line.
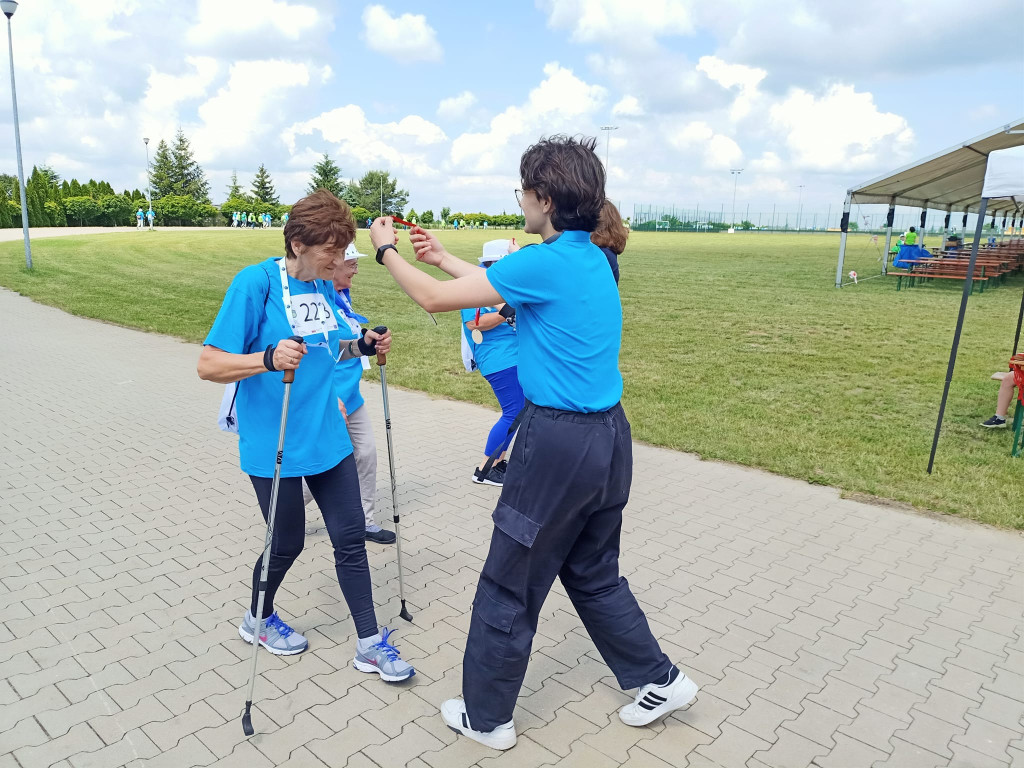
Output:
[1, 229, 1021, 528]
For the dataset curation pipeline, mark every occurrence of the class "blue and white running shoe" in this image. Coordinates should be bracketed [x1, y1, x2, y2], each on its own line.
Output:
[239, 611, 308, 655]
[353, 628, 415, 682]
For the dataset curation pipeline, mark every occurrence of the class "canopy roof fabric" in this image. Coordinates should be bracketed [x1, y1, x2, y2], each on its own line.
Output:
[849, 119, 1024, 214]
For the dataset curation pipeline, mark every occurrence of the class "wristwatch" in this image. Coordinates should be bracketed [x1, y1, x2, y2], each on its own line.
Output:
[375, 244, 398, 264]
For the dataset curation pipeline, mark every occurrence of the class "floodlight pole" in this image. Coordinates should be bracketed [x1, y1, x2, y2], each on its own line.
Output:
[796, 185, 805, 231]
[3, 0, 31, 269]
[143, 137, 152, 210]
[600, 125, 618, 182]
[729, 169, 743, 232]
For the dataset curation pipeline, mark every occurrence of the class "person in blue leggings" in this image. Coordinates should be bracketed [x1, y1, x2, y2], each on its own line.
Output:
[461, 241, 523, 486]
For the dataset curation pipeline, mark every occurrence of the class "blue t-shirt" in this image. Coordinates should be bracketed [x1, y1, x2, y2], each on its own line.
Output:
[332, 288, 367, 414]
[485, 231, 622, 412]
[204, 258, 353, 477]
[460, 303, 518, 376]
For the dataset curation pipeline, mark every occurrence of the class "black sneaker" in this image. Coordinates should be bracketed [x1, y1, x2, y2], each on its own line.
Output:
[472, 465, 505, 486]
[980, 415, 1007, 429]
[365, 526, 397, 544]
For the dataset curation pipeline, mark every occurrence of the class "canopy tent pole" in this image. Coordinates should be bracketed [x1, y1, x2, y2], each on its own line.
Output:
[943, 204, 953, 247]
[1014, 286, 1024, 358]
[962, 208, 969, 242]
[928, 197, 988, 474]
[835, 191, 852, 287]
[882, 198, 895, 274]
[1000, 213, 1008, 243]
[919, 204, 928, 250]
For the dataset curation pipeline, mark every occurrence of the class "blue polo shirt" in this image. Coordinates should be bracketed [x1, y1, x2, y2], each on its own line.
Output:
[485, 230, 622, 412]
[460, 304, 518, 376]
[204, 258, 353, 477]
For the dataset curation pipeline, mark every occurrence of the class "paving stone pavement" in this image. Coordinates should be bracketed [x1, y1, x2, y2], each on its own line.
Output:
[2, 286, 1022, 768]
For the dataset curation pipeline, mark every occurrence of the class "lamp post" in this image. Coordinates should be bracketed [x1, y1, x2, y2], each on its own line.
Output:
[2, 0, 30, 269]
[142, 137, 152, 211]
[600, 125, 618, 180]
[796, 184, 805, 231]
[729, 169, 743, 232]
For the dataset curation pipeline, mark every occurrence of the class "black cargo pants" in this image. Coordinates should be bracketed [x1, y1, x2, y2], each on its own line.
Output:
[463, 402, 673, 731]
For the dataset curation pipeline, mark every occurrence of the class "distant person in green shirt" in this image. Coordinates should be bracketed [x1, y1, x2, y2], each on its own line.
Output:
[889, 234, 905, 259]
[904, 226, 918, 245]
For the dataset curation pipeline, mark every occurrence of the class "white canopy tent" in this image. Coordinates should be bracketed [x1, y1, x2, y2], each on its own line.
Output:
[927, 145, 1024, 473]
[835, 120, 1024, 287]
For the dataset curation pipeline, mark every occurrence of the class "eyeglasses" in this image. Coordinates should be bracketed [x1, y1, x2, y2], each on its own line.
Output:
[514, 189, 523, 206]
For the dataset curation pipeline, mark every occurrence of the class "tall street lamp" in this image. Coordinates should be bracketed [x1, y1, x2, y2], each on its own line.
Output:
[2, 0, 31, 269]
[600, 125, 618, 181]
[143, 137, 152, 210]
[730, 169, 743, 232]
[796, 184, 805, 231]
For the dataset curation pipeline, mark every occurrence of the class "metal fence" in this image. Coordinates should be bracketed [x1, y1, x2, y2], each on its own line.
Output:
[631, 203, 1014, 235]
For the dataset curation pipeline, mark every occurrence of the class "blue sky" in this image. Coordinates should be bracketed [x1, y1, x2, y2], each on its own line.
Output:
[0, 0, 1020, 222]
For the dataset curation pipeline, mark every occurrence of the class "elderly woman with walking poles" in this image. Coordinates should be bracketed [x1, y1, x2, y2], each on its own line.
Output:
[197, 189, 415, 733]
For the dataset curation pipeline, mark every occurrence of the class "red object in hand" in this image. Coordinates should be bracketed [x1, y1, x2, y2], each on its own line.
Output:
[391, 216, 416, 228]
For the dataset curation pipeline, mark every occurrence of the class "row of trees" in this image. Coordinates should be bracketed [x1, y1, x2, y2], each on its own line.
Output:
[0, 137, 519, 229]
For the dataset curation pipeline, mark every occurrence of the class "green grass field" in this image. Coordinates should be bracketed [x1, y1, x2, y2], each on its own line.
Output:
[2, 229, 1021, 529]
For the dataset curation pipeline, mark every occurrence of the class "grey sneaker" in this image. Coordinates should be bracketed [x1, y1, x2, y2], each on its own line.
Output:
[353, 628, 415, 682]
[238, 611, 308, 655]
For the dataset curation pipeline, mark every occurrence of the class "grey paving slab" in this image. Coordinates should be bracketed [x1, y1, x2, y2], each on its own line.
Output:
[1, 286, 1022, 768]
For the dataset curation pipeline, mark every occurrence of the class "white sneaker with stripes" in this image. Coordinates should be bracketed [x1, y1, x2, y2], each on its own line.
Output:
[619, 669, 699, 726]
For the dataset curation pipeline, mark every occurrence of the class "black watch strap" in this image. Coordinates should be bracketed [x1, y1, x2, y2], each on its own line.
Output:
[375, 244, 398, 264]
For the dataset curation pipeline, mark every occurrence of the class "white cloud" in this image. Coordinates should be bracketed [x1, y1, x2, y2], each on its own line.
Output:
[451, 63, 607, 173]
[188, 0, 321, 44]
[437, 91, 477, 120]
[612, 95, 644, 117]
[143, 57, 220, 114]
[769, 84, 914, 171]
[362, 5, 442, 63]
[751, 151, 782, 172]
[696, 55, 765, 91]
[283, 106, 447, 178]
[670, 121, 743, 169]
[539, 0, 696, 46]
[192, 60, 312, 163]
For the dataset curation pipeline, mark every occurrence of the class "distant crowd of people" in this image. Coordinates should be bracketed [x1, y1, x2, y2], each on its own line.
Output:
[231, 211, 284, 229]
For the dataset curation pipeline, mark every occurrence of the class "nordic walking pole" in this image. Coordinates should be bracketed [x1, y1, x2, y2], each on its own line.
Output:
[242, 336, 303, 737]
[374, 325, 413, 622]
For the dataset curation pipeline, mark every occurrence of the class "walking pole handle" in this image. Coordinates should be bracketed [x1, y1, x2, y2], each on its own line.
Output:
[372, 326, 388, 366]
[283, 335, 303, 383]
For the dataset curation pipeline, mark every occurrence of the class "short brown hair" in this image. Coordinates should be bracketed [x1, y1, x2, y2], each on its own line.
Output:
[520, 135, 605, 232]
[283, 188, 356, 259]
[591, 199, 628, 255]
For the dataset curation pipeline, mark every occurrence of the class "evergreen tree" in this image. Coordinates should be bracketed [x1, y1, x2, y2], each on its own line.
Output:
[226, 170, 242, 199]
[251, 164, 279, 204]
[306, 153, 345, 198]
[353, 170, 408, 218]
[149, 139, 175, 199]
[170, 128, 210, 202]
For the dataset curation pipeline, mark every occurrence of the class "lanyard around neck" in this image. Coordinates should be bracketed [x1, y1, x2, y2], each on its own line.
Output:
[278, 257, 341, 361]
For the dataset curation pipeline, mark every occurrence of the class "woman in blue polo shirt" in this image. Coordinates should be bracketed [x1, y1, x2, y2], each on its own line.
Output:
[461, 241, 523, 486]
[372, 136, 696, 751]
[197, 189, 414, 682]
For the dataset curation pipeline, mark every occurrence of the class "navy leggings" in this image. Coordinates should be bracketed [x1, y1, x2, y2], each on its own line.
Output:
[249, 454, 378, 638]
[482, 366, 525, 455]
